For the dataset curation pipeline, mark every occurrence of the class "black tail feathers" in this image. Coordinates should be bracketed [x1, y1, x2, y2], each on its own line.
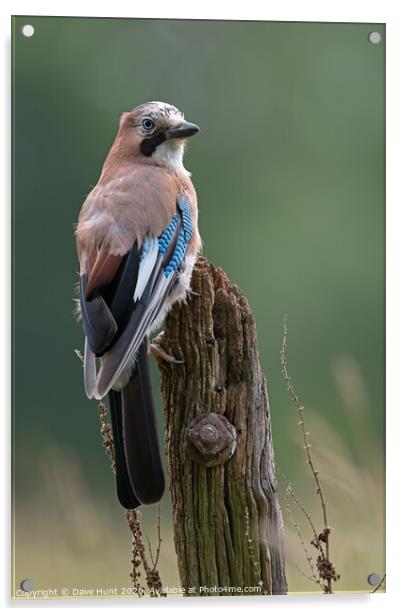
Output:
[108, 340, 165, 508]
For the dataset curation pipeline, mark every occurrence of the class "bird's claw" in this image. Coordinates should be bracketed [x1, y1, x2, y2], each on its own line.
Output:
[149, 341, 185, 364]
[188, 288, 200, 297]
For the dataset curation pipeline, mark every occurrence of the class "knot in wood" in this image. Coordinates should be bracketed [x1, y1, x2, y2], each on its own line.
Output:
[186, 412, 237, 467]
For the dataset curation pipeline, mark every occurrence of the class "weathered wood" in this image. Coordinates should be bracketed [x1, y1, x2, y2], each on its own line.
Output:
[155, 258, 287, 596]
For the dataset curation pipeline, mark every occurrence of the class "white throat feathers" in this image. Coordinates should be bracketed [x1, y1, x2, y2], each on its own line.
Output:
[151, 139, 190, 175]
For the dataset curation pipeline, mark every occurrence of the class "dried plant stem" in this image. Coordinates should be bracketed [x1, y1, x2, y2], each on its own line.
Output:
[285, 481, 325, 561]
[126, 509, 146, 596]
[280, 320, 337, 593]
[284, 501, 324, 590]
[145, 506, 163, 571]
[154, 506, 163, 570]
[289, 559, 320, 585]
[127, 509, 166, 597]
[280, 322, 329, 532]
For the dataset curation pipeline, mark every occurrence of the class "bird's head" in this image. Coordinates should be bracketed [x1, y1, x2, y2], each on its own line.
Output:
[119, 101, 199, 173]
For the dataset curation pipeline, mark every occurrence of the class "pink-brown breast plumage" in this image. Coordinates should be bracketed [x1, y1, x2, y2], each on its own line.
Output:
[76, 163, 201, 278]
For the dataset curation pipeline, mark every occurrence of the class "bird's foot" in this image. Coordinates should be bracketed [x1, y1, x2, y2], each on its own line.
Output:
[149, 333, 185, 364]
[188, 287, 200, 297]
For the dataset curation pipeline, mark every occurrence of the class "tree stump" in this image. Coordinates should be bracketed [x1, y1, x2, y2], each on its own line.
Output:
[155, 257, 287, 596]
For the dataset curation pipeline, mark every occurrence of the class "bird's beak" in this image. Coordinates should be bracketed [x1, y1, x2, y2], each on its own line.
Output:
[167, 121, 200, 140]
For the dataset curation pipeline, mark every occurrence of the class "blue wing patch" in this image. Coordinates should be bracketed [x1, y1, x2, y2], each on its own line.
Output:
[158, 212, 180, 256]
[160, 195, 193, 277]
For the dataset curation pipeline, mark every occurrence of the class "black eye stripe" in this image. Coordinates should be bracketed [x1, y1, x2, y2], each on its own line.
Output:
[140, 132, 167, 156]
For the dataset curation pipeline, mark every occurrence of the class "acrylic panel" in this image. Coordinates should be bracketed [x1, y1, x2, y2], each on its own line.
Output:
[12, 16, 385, 599]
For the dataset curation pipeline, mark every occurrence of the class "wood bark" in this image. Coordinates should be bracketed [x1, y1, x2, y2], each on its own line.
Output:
[155, 257, 287, 596]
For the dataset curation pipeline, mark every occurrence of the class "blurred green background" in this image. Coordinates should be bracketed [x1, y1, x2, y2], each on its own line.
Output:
[12, 17, 385, 597]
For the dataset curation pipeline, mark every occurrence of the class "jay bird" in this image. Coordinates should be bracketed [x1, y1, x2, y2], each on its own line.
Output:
[75, 102, 201, 509]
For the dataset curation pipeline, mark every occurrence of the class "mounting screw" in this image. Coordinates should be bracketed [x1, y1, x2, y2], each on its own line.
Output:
[20, 579, 33, 592]
[22, 25, 35, 38]
[186, 412, 237, 467]
[368, 31, 381, 45]
[367, 573, 381, 587]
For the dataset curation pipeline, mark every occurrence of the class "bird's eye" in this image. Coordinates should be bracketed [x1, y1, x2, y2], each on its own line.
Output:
[142, 118, 155, 131]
